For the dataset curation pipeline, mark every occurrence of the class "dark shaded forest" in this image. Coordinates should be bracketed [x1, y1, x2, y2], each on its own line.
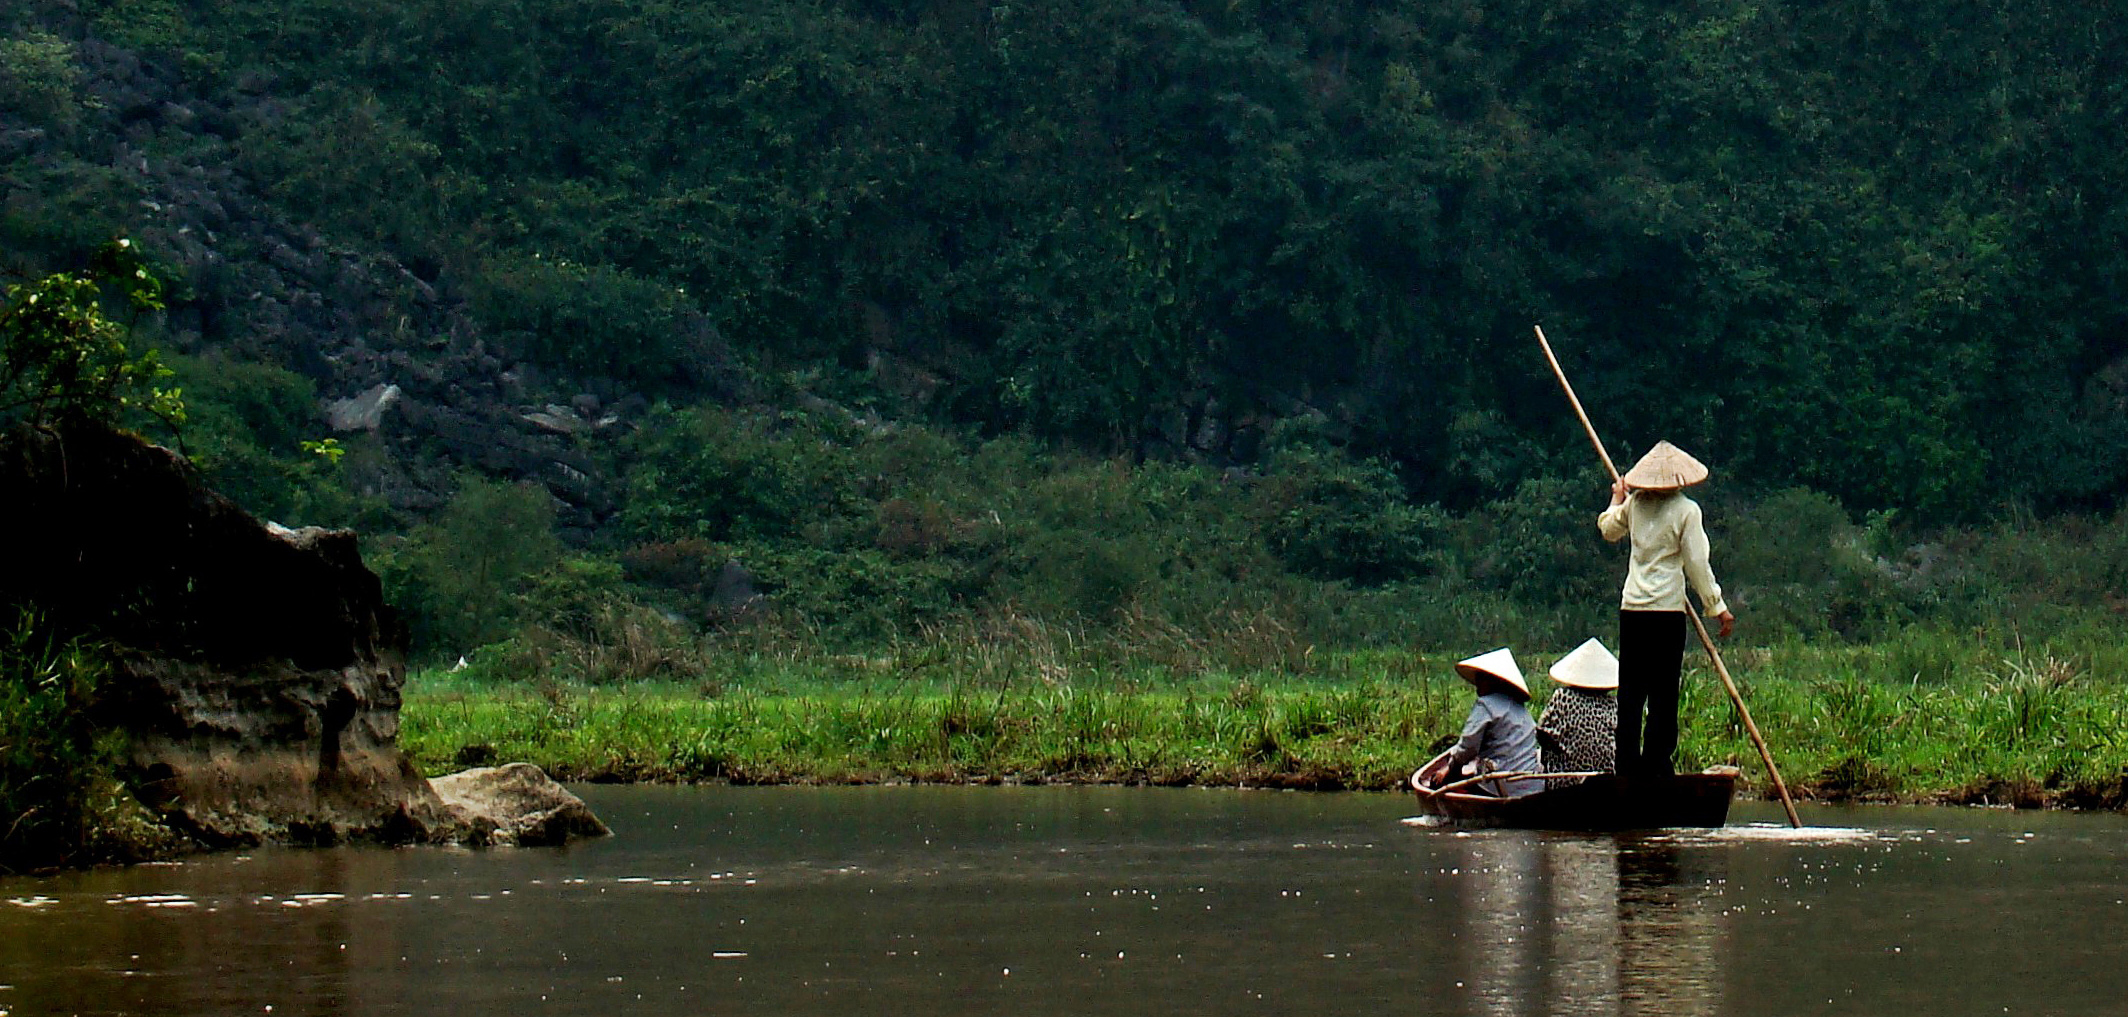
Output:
[4, 0, 2125, 660]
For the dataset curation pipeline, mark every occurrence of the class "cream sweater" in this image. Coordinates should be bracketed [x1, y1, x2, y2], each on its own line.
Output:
[1596, 492, 1729, 616]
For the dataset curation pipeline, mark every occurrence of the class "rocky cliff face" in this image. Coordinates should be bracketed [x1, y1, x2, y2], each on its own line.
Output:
[3, 19, 745, 536]
[0, 421, 598, 848]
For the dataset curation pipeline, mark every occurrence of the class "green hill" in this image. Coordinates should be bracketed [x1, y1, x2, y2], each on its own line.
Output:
[4, 0, 2124, 658]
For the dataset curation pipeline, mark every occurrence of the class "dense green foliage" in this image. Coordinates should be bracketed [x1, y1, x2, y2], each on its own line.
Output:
[6, 0, 2125, 520]
[372, 403, 2118, 666]
[2, 0, 2121, 661]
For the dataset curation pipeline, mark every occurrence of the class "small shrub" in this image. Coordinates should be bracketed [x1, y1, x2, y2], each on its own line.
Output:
[0, 611, 112, 870]
[1455, 476, 1619, 612]
[619, 405, 858, 545]
[376, 475, 563, 656]
[1256, 440, 1442, 586]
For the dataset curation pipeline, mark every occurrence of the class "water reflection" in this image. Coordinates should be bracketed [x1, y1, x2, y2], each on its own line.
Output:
[1547, 839, 1618, 1015]
[7, 848, 379, 1016]
[7, 789, 2128, 1017]
[1616, 840, 1724, 1017]
[1446, 835, 1726, 1017]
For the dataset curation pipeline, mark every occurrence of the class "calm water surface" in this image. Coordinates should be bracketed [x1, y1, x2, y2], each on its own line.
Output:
[3, 786, 2125, 1016]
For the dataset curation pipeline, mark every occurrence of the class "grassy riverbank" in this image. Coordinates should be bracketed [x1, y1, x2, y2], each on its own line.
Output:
[401, 625, 2128, 809]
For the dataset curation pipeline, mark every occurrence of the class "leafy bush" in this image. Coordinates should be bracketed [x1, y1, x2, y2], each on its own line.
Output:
[1717, 487, 1906, 639]
[1967, 509, 2128, 627]
[376, 475, 563, 656]
[0, 163, 143, 268]
[466, 253, 702, 388]
[619, 405, 860, 546]
[0, 610, 112, 870]
[619, 538, 729, 607]
[1453, 476, 1620, 614]
[0, 241, 180, 432]
[239, 86, 447, 257]
[485, 556, 704, 684]
[738, 544, 975, 642]
[1256, 440, 1443, 586]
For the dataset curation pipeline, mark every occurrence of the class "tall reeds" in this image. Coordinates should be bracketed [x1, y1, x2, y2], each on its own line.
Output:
[404, 625, 2128, 808]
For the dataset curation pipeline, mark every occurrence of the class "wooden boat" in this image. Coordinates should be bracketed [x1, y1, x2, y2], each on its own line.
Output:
[1409, 766, 1738, 831]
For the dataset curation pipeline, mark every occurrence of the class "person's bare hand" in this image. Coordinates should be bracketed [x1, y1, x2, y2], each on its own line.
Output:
[1717, 611, 1735, 639]
[1609, 478, 1628, 506]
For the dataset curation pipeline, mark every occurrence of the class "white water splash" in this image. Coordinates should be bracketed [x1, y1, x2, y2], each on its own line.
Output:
[1643, 823, 1886, 845]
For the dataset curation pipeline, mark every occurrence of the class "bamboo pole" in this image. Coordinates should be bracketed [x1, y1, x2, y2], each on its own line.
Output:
[1535, 326, 1622, 480]
[1684, 605, 1801, 825]
[1531, 325, 1803, 828]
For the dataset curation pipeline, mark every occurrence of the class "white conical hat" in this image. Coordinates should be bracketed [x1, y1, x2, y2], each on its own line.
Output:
[1549, 637, 1619, 691]
[1622, 440, 1709, 490]
[1454, 648, 1529, 698]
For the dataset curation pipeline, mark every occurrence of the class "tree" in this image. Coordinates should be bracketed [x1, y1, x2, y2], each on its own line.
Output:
[379, 476, 563, 654]
[0, 240, 182, 432]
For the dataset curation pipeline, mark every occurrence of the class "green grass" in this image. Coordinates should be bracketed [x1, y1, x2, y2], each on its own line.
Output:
[402, 663, 1469, 791]
[402, 627, 2128, 808]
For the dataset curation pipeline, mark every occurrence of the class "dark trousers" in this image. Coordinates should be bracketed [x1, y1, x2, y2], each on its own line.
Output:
[1617, 609, 1688, 778]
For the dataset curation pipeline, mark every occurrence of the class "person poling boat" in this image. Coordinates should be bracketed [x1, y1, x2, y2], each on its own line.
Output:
[1597, 441, 1734, 780]
[1414, 648, 1543, 797]
[1535, 325, 1799, 825]
[1535, 637, 1619, 787]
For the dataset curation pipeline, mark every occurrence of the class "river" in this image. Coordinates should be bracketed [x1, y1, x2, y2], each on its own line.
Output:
[3, 786, 2124, 1016]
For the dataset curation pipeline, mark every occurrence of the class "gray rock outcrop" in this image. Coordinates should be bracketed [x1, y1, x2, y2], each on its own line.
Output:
[430, 764, 611, 847]
[325, 383, 401, 432]
[0, 422, 604, 851]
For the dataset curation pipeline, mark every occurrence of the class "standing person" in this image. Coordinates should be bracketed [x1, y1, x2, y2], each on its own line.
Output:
[1417, 648, 1542, 797]
[1537, 637, 1619, 786]
[1597, 441, 1733, 779]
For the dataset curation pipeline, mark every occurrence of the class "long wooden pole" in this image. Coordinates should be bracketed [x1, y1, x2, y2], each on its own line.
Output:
[1683, 607, 1801, 825]
[1532, 325, 1802, 827]
[1535, 326, 1622, 480]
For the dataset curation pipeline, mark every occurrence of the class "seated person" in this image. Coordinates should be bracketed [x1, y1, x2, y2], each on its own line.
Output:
[1537, 638, 1620, 787]
[1416, 648, 1542, 797]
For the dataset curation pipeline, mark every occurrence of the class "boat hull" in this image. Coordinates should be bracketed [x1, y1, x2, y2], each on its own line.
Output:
[1410, 772, 1736, 831]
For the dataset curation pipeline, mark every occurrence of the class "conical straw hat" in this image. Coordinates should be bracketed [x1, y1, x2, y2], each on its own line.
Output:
[1549, 637, 1619, 691]
[1454, 648, 1530, 699]
[1623, 440, 1709, 490]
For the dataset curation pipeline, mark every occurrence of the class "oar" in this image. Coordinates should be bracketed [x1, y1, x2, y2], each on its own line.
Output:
[1425, 770, 1607, 797]
[1533, 325, 1803, 828]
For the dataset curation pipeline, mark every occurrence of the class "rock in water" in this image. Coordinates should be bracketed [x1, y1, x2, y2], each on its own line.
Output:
[0, 421, 603, 849]
[430, 763, 611, 846]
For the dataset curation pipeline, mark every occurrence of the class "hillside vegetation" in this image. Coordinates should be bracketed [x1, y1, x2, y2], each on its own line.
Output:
[1, 0, 2123, 665]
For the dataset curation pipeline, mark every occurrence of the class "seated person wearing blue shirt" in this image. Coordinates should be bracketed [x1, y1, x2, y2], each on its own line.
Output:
[1415, 648, 1543, 797]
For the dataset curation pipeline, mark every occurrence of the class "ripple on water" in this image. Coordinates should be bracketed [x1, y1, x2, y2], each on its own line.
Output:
[1395, 818, 1888, 843]
[1642, 823, 1886, 846]
[108, 894, 197, 909]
